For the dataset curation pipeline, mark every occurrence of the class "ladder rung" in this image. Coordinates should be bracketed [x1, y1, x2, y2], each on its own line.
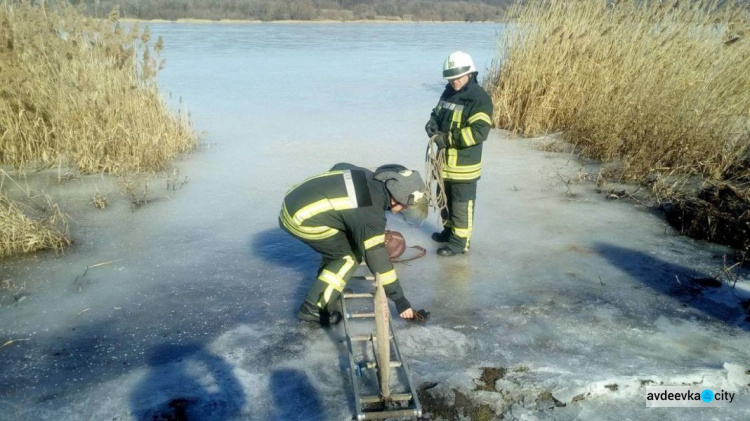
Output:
[350, 335, 373, 342]
[361, 408, 420, 420]
[360, 360, 402, 369]
[350, 334, 393, 342]
[360, 393, 413, 404]
[343, 293, 374, 299]
[350, 275, 375, 281]
[348, 312, 375, 319]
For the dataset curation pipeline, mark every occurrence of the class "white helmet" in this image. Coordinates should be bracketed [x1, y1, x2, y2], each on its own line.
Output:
[443, 51, 476, 80]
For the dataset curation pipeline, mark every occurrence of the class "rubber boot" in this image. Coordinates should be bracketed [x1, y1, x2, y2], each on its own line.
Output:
[431, 229, 450, 243]
[437, 246, 463, 257]
[297, 300, 321, 323]
[297, 300, 342, 326]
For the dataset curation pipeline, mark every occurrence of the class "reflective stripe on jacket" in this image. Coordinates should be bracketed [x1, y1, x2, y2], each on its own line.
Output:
[279, 163, 398, 285]
[430, 78, 493, 182]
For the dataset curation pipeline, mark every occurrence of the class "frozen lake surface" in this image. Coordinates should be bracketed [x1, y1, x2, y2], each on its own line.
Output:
[1, 23, 748, 420]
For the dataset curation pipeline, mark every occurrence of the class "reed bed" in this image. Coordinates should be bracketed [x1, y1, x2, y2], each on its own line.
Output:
[0, 1, 195, 256]
[0, 0, 195, 174]
[488, 0, 750, 250]
[489, 0, 749, 183]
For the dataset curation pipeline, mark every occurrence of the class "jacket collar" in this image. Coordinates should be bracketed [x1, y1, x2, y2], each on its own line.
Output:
[444, 76, 479, 97]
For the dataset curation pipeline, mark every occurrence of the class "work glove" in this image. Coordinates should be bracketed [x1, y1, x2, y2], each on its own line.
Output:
[425, 117, 439, 137]
[412, 309, 431, 322]
[433, 131, 450, 149]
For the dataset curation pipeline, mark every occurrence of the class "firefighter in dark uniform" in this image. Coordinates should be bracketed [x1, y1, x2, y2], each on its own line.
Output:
[425, 51, 494, 256]
[279, 163, 429, 325]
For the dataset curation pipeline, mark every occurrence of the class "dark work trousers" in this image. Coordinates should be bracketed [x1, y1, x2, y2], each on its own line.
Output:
[438, 180, 477, 253]
[279, 224, 362, 310]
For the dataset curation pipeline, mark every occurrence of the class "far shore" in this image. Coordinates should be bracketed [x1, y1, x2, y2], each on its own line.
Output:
[117, 17, 503, 24]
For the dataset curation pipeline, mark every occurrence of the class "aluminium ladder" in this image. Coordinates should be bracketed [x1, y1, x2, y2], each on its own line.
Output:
[340, 272, 422, 420]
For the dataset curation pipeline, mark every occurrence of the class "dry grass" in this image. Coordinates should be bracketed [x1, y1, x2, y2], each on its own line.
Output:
[489, 0, 750, 184]
[92, 191, 108, 209]
[0, 190, 69, 257]
[0, 1, 195, 257]
[0, 1, 195, 174]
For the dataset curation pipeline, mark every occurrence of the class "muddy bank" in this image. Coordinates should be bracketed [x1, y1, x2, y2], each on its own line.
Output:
[662, 183, 750, 253]
[417, 363, 750, 420]
[418, 366, 566, 421]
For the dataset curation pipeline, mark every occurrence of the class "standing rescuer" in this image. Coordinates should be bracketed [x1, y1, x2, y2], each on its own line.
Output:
[279, 163, 429, 325]
[425, 51, 494, 256]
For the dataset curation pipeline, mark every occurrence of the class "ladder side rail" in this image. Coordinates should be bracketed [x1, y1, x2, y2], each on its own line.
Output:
[341, 293, 366, 420]
[388, 312, 423, 417]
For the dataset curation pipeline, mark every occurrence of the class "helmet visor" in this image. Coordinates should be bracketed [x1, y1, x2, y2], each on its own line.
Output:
[443, 66, 473, 80]
[401, 192, 429, 226]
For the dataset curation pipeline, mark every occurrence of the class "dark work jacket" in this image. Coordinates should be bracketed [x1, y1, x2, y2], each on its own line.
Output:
[280, 163, 410, 312]
[430, 77, 494, 182]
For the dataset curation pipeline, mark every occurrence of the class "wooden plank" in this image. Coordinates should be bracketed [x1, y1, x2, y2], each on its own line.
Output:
[374, 273, 390, 399]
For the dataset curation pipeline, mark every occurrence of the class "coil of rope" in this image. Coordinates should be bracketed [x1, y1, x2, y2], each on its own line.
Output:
[424, 134, 449, 222]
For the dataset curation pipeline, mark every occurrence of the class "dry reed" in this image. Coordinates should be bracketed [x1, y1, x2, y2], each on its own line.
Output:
[0, 0, 195, 174]
[0, 1, 195, 257]
[489, 0, 750, 184]
[0, 190, 69, 257]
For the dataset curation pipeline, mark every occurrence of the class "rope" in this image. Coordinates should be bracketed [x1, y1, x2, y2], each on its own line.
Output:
[391, 245, 427, 264]
[425, 135, 448, 222]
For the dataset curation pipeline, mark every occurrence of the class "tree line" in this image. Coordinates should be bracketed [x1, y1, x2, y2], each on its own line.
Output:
[71, 0, 510, 22]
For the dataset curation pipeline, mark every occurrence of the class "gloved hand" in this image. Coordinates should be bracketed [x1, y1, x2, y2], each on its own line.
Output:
[425, 118, 439, 137]
[433, 131, 450, 149]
